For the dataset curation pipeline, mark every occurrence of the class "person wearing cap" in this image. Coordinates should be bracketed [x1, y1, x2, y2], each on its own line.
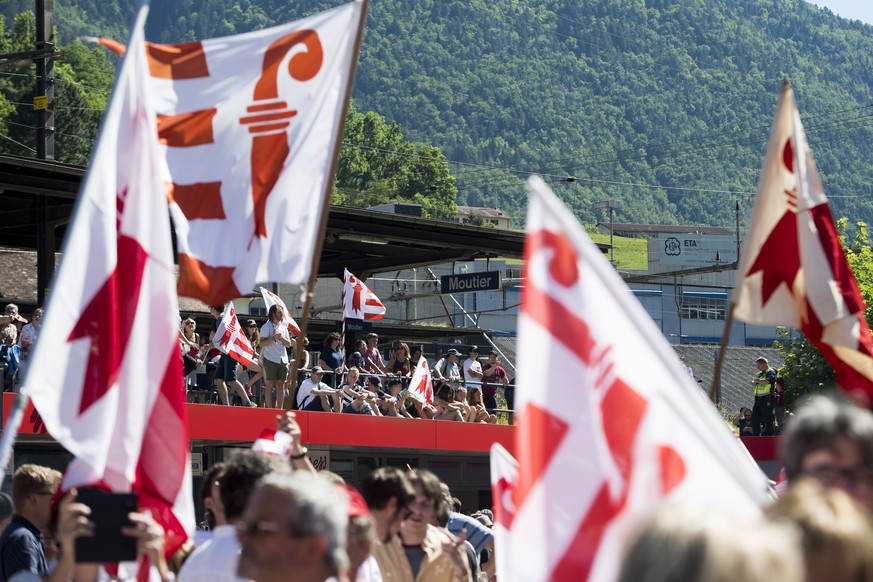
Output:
[343, 486, 381, 582]
[462, 346, 483, 388]
[296, 367, 340, 413]
[260, 305, 292, 409]
[433, 349, 462, 391]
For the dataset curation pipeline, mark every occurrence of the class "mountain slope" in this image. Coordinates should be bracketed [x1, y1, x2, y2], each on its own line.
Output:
[6, 0, 873, 228]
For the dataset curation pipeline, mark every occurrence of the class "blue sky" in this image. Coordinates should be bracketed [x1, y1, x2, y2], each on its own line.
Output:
[809, 0, 873, 25]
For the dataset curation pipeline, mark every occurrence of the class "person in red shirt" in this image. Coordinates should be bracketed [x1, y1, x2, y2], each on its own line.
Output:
[481, 351, 508, 413]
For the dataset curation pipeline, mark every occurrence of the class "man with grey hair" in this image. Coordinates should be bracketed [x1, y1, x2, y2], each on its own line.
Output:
[780, 394, 873, 513]
[237, 472, 349, 582]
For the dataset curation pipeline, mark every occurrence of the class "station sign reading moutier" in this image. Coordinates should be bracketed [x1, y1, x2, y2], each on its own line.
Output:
[440, 271, 502, 294]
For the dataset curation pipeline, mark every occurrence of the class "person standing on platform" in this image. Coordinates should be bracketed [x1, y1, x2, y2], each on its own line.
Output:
[750, 357, 777, 436]
[260, 306, 292, 409]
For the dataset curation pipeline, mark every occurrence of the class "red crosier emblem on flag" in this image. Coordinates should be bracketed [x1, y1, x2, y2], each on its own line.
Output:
[239, 31, 322, 242]
[143, 2, 366, 306]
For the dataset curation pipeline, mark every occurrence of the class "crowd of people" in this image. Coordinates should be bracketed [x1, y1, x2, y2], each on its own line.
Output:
[0, 411, 493, 582]
[0, 304, 40, 393]
[5, 395, 873, 582]
[182, 304, 514, 422]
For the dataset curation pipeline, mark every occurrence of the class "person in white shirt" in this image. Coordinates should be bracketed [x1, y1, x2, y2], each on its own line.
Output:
[178, 451, 290, 582]
[296, 367, 341, 412]
[462, 345, 483, 388]
[259, 305, 292, 409]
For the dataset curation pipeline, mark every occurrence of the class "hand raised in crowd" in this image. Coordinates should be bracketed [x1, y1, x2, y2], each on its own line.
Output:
[441, 528, 469, 580]
[121, 510, 170, 581]
[54, 489, 94, 556]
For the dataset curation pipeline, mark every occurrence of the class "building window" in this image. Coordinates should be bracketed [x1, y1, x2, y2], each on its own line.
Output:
[679, 296, 726, 320]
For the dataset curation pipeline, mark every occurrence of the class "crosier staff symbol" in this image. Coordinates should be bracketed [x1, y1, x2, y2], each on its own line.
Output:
[239, 30, 324, 246]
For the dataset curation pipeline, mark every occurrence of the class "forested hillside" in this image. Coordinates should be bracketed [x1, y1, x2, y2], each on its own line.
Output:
[3, 0, 873, 229]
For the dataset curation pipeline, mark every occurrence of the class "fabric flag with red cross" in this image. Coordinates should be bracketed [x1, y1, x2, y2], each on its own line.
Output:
[407, 356, 434, 405]
[259, 286, 301, 336]
[25, 3, 194, 561]
[148, 2, 366, 305]
[343, 269, 386, 321]
[213, 302, 256, 368]
[490, 443, 518, 581]
[506, 176, 770, 582]
[732, 81, 873, 407]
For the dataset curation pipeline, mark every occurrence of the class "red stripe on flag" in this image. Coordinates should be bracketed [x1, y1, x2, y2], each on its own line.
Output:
[135, 350, 189, 558]
[157, 109, 217, 147]
[515, 403, 569, 511]
[146, 42, 209, 79]
[177, 253, 240, 305]
[169, 182, 225, 220]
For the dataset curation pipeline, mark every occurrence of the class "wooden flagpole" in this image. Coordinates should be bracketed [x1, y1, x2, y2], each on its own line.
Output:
[286, 0, 369, 410]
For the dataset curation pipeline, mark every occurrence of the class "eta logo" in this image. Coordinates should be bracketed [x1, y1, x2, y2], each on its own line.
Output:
[664, 237, 681, 256]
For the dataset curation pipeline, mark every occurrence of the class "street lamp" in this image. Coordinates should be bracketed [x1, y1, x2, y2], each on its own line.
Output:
[594, 200, 620, 266]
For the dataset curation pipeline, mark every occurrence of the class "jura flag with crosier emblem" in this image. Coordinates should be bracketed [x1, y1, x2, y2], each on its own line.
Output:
[343, 269, 386, 320]
[149, 2, 365, 305]
[26, 3, 194, 559]
[505, 177, 769, 582]
[732, 82, 873, 406]
[213, 302, 256, 368]
[260, 286, 301, 336]
[407, 357, 434, 405]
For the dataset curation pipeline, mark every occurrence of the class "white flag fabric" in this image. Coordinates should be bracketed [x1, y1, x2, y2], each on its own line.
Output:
[507, 177, 770, 582]
[343, 268, 386, 320]
[259, 286, 301, 335]
[407, 356, 433, 405]
[26, 3, 193, 558]
[732, 82, 873, 405]
[213, 302, 255, 368]
[490, 443, 518, 582]
[251, 429, 294, 460]
[149, 2, 365, 305]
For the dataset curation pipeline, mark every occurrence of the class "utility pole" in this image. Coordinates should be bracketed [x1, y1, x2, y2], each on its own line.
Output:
[35, 0, 55, 160]
[594, 200, 620, 266]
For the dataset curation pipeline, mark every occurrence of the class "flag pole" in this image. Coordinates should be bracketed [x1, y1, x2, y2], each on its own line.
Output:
[709, 301, 736, 403]
[286, 0, 369, 410]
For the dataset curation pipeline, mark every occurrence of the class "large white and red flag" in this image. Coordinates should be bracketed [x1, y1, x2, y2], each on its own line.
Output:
[407, 356, 434, 405]
[489, 443, 518, 582]
[213, 302, 256, 368]
[259, 286, 301, 335]
[343, 269, 386, 320]
[732, 82, 873, 406]
[506, 177, 770, 581]
[25, 3, 193, 559]
[149, 1, 366, 305]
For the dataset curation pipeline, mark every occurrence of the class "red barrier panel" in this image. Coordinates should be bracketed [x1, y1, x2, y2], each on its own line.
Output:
[1, 394, 774, 460]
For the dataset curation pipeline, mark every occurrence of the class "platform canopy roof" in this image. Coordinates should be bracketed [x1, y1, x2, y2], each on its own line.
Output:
[0, 153, 581, 280]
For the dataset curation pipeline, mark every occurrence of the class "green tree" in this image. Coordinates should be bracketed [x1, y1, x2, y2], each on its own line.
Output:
[334, 103, 457, 220]
[776, 219, 873, 408]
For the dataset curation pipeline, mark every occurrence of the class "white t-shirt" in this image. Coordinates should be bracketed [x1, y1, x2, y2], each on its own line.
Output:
[178, 524, 251, 582]
[463, 358, 483, 385]
[296, 377, 330, 408]
[260, 320, 289, 364]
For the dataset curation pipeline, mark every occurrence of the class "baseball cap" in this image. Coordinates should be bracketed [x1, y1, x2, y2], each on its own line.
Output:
[446, 348, 462, 357]
[468, 345, 479, 353]
[245, 319, 257, 327]
[311, 366, 324, 374]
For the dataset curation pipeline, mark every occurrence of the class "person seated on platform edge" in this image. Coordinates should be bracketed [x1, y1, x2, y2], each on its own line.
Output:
[297, 367, 341, 413]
